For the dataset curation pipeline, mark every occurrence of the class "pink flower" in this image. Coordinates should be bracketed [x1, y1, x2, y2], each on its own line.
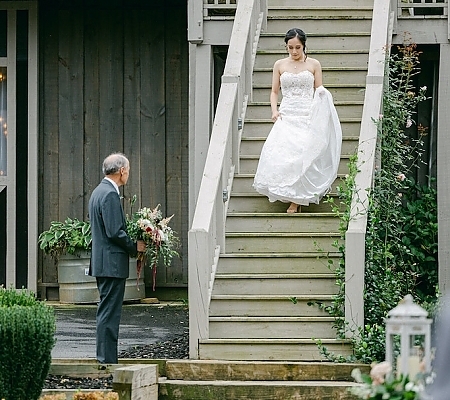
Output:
[370, 361, 392, 385]
[397, 173, 406, 181]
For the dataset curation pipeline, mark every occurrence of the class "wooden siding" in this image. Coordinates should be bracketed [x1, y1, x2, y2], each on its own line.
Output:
[38, 0, 189, 294]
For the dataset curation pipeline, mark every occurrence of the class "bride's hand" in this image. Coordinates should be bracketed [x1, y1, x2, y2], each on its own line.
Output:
[271, 111, 280, 122]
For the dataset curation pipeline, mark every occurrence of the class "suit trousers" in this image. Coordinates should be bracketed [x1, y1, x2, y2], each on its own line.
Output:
[96, 277, 126, 363]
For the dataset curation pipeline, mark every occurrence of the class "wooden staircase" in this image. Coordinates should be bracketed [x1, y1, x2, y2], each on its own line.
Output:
[198, 0, 373, 361]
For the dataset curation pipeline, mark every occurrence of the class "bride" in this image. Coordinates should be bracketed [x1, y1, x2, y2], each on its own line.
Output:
[252, 28, 342, 213]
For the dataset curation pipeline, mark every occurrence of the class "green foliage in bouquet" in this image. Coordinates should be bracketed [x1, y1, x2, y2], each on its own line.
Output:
[38, 218, 92, 260]
[0, 287, 56, 400]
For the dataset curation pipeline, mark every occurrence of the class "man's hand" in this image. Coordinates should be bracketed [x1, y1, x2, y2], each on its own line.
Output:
[137, 240, 147, 252]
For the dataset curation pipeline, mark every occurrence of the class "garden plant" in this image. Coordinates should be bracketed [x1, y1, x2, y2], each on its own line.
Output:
[320, 41, 438, 364]
[0, 286, 56, 400]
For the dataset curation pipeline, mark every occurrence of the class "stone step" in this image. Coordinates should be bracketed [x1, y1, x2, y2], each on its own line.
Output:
[210, 294, 334, 317]
[231, 173, 345, 193]
[242, 118, 361, 137]
[164, 360, 367, 381]
[209, 316, 338, 339]
[217, 252, 339, 274]
[225, 232, 339, 253]
[198, 338, 353, 361]
[252, 67, 367, 86]
[255, 50, 369, 69]
[239, 135, 358, 155]
[252, 85, 365, 103]
[238, 154, 352, 175]
[225, 212, 340, 233]
[266, 17, 372, 35]
[245, 101, 363, 120]
[213, 273, 338, 295]
[258, 32, 371, 51]
[159, 378, 358, 400]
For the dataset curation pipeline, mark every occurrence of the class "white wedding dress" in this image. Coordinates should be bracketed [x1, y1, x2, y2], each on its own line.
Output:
[253, 70, 342, 206]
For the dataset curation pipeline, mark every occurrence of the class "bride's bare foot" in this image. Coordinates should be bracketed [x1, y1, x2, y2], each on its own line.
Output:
[287, 203, 300, 213]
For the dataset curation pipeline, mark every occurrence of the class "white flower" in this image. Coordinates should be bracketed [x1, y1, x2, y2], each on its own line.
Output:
[397, 173, 406, 181]
[406, 119, 413, 128]
[420, 86, 427, 91]
[405, 382, 415, 391]
[351, 368, 363, 383]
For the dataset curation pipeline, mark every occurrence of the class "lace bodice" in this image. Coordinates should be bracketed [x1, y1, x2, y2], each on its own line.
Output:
[280, 70, 314, 100]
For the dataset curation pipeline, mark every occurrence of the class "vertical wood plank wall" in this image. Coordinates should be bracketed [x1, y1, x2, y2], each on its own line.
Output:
[38, 0, 189, 294]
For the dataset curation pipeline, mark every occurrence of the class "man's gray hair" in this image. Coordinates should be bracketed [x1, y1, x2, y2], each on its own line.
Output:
[102, 153, 129, 175]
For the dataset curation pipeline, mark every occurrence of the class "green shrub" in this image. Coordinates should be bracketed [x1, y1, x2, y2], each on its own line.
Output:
[0, 287, 56, 400]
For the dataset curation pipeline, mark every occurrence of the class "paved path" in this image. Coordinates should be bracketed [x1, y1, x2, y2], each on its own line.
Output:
[51, 302, 188, 359]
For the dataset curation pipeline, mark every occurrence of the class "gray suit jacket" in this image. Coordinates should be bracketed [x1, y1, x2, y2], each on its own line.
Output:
[88, 179, 137, 278]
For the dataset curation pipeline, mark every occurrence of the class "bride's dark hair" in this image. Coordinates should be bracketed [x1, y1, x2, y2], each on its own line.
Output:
[284, 28, 307, 60]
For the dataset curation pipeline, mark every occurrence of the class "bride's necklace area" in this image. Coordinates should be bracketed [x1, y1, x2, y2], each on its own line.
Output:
[291, 57, 305, 69]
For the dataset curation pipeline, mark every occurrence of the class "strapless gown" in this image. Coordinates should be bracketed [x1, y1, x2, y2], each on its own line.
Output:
[253, 70, 342, 205]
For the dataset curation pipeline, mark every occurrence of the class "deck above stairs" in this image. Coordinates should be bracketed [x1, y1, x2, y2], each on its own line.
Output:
[198, 0, 372, 361]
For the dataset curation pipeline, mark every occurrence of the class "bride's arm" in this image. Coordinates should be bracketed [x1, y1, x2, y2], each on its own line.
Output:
[270, 60, 282, 122]
[312, 58, 323, 88]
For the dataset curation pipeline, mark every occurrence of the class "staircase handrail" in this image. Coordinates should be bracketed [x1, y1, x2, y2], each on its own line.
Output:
[344, 0, 394, 335]
[188, 0, 267, 359]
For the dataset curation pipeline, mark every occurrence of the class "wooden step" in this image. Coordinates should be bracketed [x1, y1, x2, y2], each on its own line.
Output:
[272, 0, 374, 7]
[238, 154, 352, 175]
[225, 212, 340, 233]
[255, 50, 369, 69]
[159, 378, 358, 400]
[258, 32, 371, 50]
[213, 273, 338, 295]
[164, 359, 368, 381]
[210, 294, 334, 317]
[268, 7, 373, 18]
[239, 136, 358, 155]
[198, 338, 353, 361]
[252, 67, 367, 85]
[231, 174, 346, 193]
[252, 85, 365, 103]
[225, 232, 339, 253]
[245, 101, 363, 120]
[266, 18, 372, 35]
[209, 316, 338, 339]
[217, 252, 339, 274]
[242, 118, 361, 137]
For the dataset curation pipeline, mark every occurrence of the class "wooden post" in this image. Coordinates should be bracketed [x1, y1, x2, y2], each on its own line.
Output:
[113, 364, 158, 400]
[438, 43, 450, 294]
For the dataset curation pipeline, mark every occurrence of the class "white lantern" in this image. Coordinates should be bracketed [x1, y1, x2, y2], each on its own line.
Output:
[385, 294, 432, 379]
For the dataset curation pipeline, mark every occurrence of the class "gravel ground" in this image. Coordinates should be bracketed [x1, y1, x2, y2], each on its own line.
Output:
[44, 306, 189, 391]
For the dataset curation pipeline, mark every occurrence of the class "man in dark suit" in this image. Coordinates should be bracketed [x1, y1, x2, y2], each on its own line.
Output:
[88, 153, 146, 364]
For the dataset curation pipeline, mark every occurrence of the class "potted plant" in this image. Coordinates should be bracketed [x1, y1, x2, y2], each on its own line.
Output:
[38, 218, 144, 303]
[38, 218, 92, 261]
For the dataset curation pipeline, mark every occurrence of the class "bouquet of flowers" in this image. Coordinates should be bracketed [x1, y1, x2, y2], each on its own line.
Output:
[349, 362, 427, 400]
[127, 204, 179, 291]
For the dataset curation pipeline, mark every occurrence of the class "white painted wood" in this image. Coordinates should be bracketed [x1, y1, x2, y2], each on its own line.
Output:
[189, 43, 212, 224]
[189, 0, 266, 358]
[28, 2, 38, 293]
[6, 9, 17, 288]
[188, 0, 203, 43]
[198, 339, 353, 361]
[345, 0, 392, 334]
[438, 43, 450, 294]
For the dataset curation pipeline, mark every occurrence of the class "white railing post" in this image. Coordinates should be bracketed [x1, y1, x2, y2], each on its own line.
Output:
[188, 0, 203, 43]
[188, 0, 266, 359]
[345, 0, 393, 336]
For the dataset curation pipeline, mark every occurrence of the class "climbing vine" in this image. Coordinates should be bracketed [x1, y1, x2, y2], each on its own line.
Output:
[320, 41, 438, 363]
